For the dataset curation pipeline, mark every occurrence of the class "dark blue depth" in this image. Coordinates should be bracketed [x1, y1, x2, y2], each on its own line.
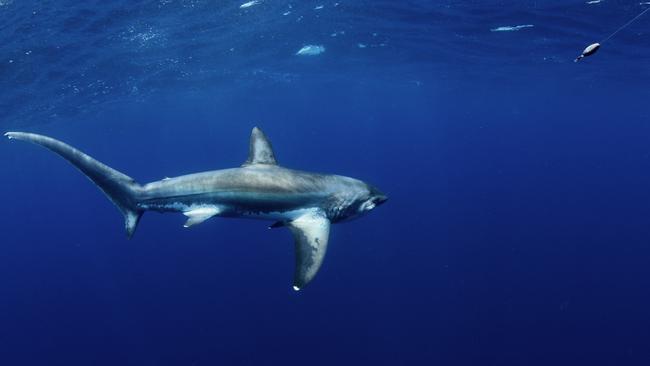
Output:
[1, 1, 650, 365]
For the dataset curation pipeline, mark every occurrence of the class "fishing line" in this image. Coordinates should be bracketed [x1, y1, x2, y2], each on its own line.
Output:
[575, 5, 650, 62]
[600, 6, 650, 43]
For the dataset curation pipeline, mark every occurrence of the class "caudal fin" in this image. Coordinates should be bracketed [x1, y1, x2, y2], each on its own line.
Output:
[5, 132, 143, 238]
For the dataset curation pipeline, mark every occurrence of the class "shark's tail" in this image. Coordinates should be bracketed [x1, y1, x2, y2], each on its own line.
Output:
[5, 132, 144, 238]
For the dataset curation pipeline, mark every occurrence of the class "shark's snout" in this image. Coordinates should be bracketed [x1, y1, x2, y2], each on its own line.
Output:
[374, 194, 388, 206]
[367, 185, 387, 208]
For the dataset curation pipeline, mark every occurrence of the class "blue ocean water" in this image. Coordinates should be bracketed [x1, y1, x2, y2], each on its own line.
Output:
[2, 0, 650, 364]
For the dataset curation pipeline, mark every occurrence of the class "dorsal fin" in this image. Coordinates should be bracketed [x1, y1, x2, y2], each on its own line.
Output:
[243, 127, 277, 166]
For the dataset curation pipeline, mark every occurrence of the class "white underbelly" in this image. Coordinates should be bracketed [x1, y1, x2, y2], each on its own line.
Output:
[240, 208, 317, 222]
[140, 200, 319, 223]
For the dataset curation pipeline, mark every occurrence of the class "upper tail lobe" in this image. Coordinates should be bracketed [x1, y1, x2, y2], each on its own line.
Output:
[5, 132, 143, 238]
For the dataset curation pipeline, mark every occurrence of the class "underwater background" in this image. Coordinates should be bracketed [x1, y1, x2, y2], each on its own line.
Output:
[1, 0, 650, 365]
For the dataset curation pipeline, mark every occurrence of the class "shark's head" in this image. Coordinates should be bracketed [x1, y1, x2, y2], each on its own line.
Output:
[330, 180, 387, 222]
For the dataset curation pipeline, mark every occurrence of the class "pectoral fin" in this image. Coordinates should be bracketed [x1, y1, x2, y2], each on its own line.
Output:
[183, 206, 220, 227]
[287, 211, 330, 291]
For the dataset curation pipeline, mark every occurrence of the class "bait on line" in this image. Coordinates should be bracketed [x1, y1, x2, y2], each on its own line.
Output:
[575, 6, 650, 62]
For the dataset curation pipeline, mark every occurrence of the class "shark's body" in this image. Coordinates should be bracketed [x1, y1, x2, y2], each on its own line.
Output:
[5, 128, 386, 289]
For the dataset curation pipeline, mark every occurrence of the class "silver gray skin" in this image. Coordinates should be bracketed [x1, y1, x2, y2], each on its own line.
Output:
[4, 127, 387, 290]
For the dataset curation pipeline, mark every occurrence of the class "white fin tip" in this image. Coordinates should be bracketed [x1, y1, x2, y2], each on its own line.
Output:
[292, 286, 300, 291]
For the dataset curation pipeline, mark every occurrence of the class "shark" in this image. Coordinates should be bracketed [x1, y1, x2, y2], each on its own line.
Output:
[4, 127, 387, 290]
